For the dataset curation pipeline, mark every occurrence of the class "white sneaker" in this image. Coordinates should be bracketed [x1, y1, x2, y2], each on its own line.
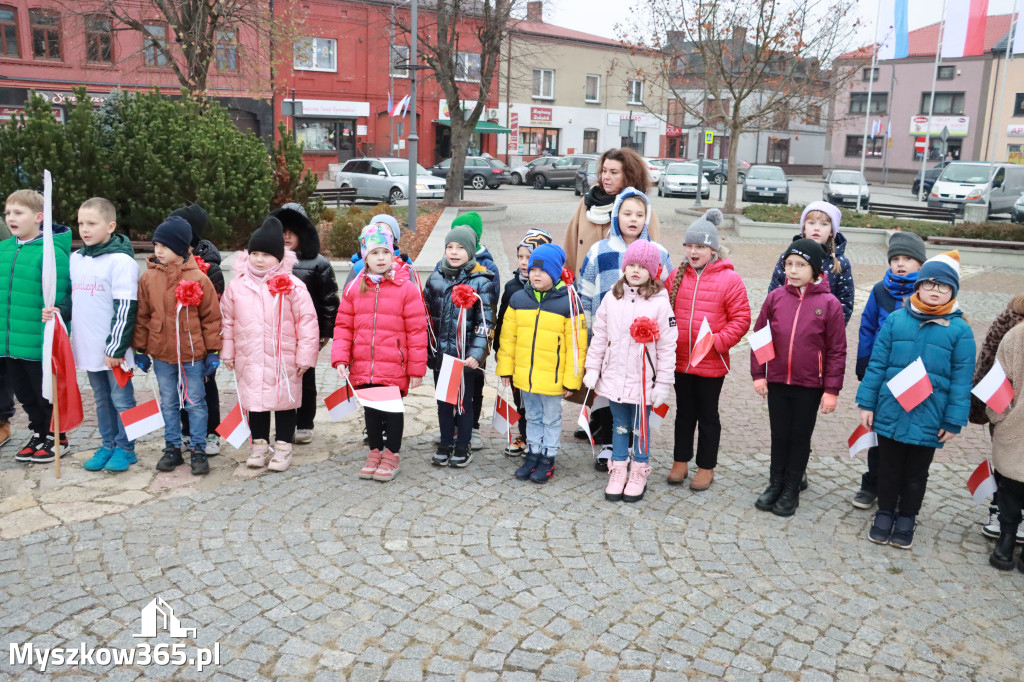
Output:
[982, 506, 1000, 539]
[471, 430, 483, 450]
[294, 429, 314, 445]
[206, 435, 221, 455]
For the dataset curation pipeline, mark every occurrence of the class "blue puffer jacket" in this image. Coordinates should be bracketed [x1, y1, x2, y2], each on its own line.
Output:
[769, 231, 855, 324]
[856, 269, 918, 379]
[855, 303, 976, 449]
[423, 261, 495, 369]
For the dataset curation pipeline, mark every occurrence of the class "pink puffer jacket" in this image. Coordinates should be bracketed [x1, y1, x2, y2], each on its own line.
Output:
[221, 251, 320, 412]
[585, 287, 678, 405]
[331, 262, 429, 396]
[668, 257, 751, 377]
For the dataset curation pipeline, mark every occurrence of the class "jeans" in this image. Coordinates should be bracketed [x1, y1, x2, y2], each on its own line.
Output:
[0, 360, 14, 422]
[181, 374, 219, 437]
[673, 373, 725, 469]
[88, 370, 136, 451]
[296, 368, 318, 430]
[435, 367, 482, 449]
[609, 400, 652, 463]
[876, 435, 935, 516]
[522, 391, 563, 457]
[766, 383, 823, 485]
[249, 410, 297, 443]
[153, 359, 207, 451]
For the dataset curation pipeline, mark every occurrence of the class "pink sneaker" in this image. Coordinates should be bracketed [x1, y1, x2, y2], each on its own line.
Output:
[605, 460, 629, 501]
[360, 449, 382, 479]
[373, 449, 400, 482]
[246, 440, 272, 468]
[267, 441, 292, 472]
[623, 462, 650, 503]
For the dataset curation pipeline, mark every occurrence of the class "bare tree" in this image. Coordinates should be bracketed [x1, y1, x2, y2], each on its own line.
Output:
[622, 0, 860, 211]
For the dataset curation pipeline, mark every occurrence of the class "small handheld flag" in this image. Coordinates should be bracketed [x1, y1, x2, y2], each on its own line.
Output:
[354, 385, 405, 413]
[848, 424, 878, 458]
[120, 399, 165, 442]
[113, 364, 134, 389]
[967, 460, 998, 505]
[492, 393, 521, 439]
[887, 357, 933, 412]
[577, 405, 594, 449]
[972, 359, 1014, 415]
[649, 402, 670, 431]
[215, 403, 251, 449]
[690, 317, 716, 367]
[749, 325, 775, 365]
[434, 355, 465, 405]
[325, 383, 359, 421]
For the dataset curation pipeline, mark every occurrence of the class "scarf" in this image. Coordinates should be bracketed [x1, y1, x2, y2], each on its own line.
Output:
[908, 292, 958, 319]
[246, 256, 281, 282]
[883, 269, 918, 300]
[584, 186, 617, 225]
[438, 257, 477, 278]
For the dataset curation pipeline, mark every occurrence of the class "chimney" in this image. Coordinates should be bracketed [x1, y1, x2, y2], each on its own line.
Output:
[526, 1, 543, 22]
[732, 26, 747, 43]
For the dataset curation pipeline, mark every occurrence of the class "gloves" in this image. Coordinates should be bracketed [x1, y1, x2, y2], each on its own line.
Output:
[583, 370, 599, 389]
[135, 353, 151, 373]
[650, 384, 670, 407]
[203, 353, 220, 378]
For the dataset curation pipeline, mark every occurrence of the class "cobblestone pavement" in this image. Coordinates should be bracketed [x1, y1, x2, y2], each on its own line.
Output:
[1, 190, 1023, 679]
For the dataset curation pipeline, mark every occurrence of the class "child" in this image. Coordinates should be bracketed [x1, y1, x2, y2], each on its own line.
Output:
[851, 231, 926, 509]
[222, 217, 319, 473]
[493, 229, 552, 456]
[497, 244, 586, 484]
[769, 201, 854, 325]
[70, 198, 140, 472]
[344, 214, 411, 287]
[751, 239, 846, 517]
[583, 240, 676, 502]
[666, 209, 750, 491]
[274, 203, 340, 445]
[332, 224, 428, 482]
[985, 321, 1024, 571]
[578, 187, 672, 468]
[857, 251, 975, 549]
[133, 216, 222, 475]
[1, 189, 71, 463]
[423, 225, 494, 467]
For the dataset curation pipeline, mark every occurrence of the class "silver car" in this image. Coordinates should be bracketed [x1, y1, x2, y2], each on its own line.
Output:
[657, 162, 710, 198]
[335, 157, 446, 204]
[823, 170, 870, 206]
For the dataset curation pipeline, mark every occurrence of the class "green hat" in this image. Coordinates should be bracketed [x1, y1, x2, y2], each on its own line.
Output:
[451, 211, 483, 240]
[446, 225, 478, 256]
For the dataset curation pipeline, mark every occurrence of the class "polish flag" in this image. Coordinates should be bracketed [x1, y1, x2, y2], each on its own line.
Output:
[325, 383, 358, 421]
[749, 325, 775, 365]
[492, 394, 521, 438]
[577, 404, 594, 447]
[113, 363, 133, 389]
[887, 357, 933, 412]
[971, 359, 1014, 415]
[941, 0, 989, 59]
[355, 385, 404, 413]
[848, 424, 878, 458]
[120, 399, 164, 442]
[215, 403, 251, 449]
[690, 317, 716, 367]
[434, 354, 465, 405]
[649, 402, 670, 431]
[967, 460, 998, 505]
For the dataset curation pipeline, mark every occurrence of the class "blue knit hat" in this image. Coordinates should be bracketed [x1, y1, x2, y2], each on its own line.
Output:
[528, 244, 566, 284]
[153, 215, 193, 258]
[916, 250, 960, 297]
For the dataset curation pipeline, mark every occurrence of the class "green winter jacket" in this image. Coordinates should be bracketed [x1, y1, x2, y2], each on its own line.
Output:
[0, 226, 72, 361]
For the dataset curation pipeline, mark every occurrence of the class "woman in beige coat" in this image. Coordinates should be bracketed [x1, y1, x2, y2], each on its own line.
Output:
[988, 321, 1024, 571]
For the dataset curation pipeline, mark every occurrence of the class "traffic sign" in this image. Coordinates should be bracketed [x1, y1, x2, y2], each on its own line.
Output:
[705, 131, 714, 144]
[914, 136, 927, 154]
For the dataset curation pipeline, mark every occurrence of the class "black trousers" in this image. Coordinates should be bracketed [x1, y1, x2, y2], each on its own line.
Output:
[0, 358, 14, 422]
[472, 370, 484, 430]
[296, 368, 317, 430]
[512, 386, 527, 438]
[435, 367, 482, 449]
[673, 372, 725, 469]
[182, 375, 219, 436]
[876, 435, 936, 516]
[590, 406, 613, 445]
[6, 358, 51, 435]
[249, 409, 297, 444]
[997, 475, 1024, 527]
[767, 383, 823, 485]
[355, 383, 404, 452]
[860, 446, 880, 493]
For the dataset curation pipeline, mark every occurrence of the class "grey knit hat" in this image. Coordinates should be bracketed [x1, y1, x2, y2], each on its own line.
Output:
[683, 208, 724, 250]
[887, 231, 926, 264]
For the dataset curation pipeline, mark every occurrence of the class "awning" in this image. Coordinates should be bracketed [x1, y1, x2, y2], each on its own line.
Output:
[434, 119, 513, 134]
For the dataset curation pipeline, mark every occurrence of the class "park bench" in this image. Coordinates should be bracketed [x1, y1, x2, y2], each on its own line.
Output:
[867, 202, 957, 225]
[312, 186, 359, 208]
[926, 236, 1024, 251]
[71, 239, 154, 252]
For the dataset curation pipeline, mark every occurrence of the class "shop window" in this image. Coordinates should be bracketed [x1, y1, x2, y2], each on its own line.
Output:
[455, 52, 480, 82]
[533, 69, 554, 100]
[920, 91, 964, 115]
[519, 126, 558, 155]
[144, 23, 168, 66]
[845, 135, 883, 158]
[767, 138, 790, 164]
[937, 65, 955, 80]
[391, 44, 409, 78]
[627, 79, 643, 105]
[30, 9, 61, 60]
[585, 74, 600, 103]
[582, 129, 598, 154]
[621, 130, 645, 152]
[85, 14, 112, 63]
[297, 119, 338, 151]
[1013, 93, 1024, 117]
[849, 92, 887, 115]
[1, 6, 19, 57]
[913, 138, 961, 162]
[215, 29, 237, 71]
[294, 36, 336, 72]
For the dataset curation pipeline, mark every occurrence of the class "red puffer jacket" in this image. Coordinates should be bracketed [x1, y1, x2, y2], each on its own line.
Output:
[331, 262, 429, 396]
[668, 258, 751, 377]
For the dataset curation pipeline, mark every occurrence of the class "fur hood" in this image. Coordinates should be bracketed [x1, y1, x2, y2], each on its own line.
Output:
[270, 204, 320, 260]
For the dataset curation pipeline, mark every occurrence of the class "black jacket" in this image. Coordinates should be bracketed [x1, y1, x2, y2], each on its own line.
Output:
[193, 239, 224, 296]
[493, 269, 526, 354]
[271, 205, 340, 339]
[423, 261, 495, 368]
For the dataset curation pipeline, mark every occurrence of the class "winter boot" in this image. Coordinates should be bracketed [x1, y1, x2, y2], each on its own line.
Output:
[690, 468, 714, 491]
[267, 441, 293, 472]
[104, 448, 137, 473]
[82, 446, 115, 471]
[990, 523, 1018, 570]
[623, 461, 650, 502]
[755, 472, 784, 511]
[190, 450, 210, 476]
[359, 449, 382, 479]
[667, 461, 688, 485]
[889, 514, 917, 549]
[772, 481, 800, 517]
[373, 449, 400, 482]
[530, 455, 555, 484]
[449, 446, 473, 468]
[246, 439, 273, 468]
[868, 509, 896, 545]
[605, 460, 629, 501]
[515, 450, 541, 480]
[156, 443, 185, 471]
[432, 444, 453, 466]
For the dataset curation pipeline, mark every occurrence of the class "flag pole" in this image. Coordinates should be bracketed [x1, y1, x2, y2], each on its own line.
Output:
[857, 0, 883, 212]
[52, 374, 61, 479]
[881, 66, 896, 184]
[986, 0, 1019, 162]
[918, 0, 947, 202]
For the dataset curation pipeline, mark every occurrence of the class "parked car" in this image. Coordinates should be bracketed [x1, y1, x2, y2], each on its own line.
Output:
[527, 154, 597, 189]
[510, 156, 560, 185]
[430, 156, 510, 189]
[335, 157, 446, 204]
[657, 162, 710, 199]
[911, 160, 952, 198]
[741, 165, 790, 204]
[1012, 192, 1024, 224]
[822, 170, 870, 207]
[928, 162, 1024, 216]
[696, 159, 749, 185]
[574, 157, 600, 196]
[642, 158, 663, 184]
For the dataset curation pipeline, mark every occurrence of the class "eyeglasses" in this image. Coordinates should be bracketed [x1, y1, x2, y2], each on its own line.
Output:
[920, 280, 952, 293]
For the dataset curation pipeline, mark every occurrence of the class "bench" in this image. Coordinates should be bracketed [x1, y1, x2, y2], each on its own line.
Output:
[312, 186, 359, 208]
[867, 202, 957, 225]
[926, 236, 1024, 251]
[71, 239, 154, 252]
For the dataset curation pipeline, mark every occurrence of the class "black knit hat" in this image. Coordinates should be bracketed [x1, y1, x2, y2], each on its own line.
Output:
[152, 216, 193, 259]
[170, 203, 209, 247]
[248, 216, 286, 261]
[783, 238, 827, 279]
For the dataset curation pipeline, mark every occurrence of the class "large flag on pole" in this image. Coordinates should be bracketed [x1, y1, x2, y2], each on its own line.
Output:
[876, 0, 910, 60]
[40, 170, 83, 433]
[941, 0, 990, 58]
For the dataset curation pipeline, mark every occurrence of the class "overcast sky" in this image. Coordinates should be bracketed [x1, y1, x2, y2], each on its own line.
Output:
[542, 0, 1020, 44]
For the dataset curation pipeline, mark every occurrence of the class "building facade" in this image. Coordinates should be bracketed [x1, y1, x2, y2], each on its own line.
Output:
[980, 35, 1024, 166]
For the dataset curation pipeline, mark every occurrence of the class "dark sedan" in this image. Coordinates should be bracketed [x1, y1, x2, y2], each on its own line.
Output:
[430, 156, 510, 189]
[911, 160, 952, 199]
[741, 165, 790, 204]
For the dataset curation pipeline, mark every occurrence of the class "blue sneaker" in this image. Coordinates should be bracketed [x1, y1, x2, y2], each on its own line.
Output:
[530, 456, 555, 484]
[82, 446, 115, 471]
[515, 451, 542, 480]
[889, 515, 917, 549]
[868, 510, 896, 545]
[104, 448, 138, 472]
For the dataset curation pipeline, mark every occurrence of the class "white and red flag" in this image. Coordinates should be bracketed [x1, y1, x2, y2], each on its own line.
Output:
[749, 325, 775, 365]
[967, 460, 998, 505]
[355, 385, 404, 413]
[215, 403, 251, 449]
[848, 424, 878, 458]
[972, 359, 1014, 415]
[690, 317, 716, 367]
[649, 402, 670, 431]
[577, 404, 594, 448]
[941, 0, 989, 59]
[325, 383, 359, 421]
[434, 354, 465, 405]
[887, 357, 933, 412]
[120, 399, 165, 441]
[492, 392, 520, 437]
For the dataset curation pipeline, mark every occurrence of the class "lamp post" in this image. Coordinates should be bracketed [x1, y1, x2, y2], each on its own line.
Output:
[393, 0, 429, 233]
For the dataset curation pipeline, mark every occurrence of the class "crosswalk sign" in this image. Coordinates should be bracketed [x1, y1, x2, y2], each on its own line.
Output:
[705, 131, 714, 144]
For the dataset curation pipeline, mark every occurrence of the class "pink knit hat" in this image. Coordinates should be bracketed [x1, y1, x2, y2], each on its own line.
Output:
[622, 240, 662, 279]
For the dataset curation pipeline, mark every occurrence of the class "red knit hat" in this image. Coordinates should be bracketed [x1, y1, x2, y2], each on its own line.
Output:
[622, 240, 662, 279]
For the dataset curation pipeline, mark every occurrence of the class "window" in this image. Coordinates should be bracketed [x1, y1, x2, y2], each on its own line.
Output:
[0, 6, 18, 57]
[667, 98, 685, 127]
[583, 129, 598, 154]
[298, 120, 339, 151]
[937, 65, 955, 80]
[215, 29, 237, 71]
[84, 14, 112, 63]
[845, 135, 884, 158]
[806, 105, 821, 125]
[862, 67, 878, 82]
[913, 138, 961, 162]
[455, 52, 480, 82]
[144, 23, 168, 66]
[585, 74, 600, 103]
[768, 138, 790, 164]
[849, 92, 888, 114]
[390, 44, 409, 78]
[519, 126, 558, 155]
[920, 91, 964, 115]
[1009, 143, 1023, 164]
[1013, 93, 1024, 117]
[294, 37, 336, 72]
[627, 79, 643, 105]
[30, 9, 60, 60]
[532, 69, 554, 99]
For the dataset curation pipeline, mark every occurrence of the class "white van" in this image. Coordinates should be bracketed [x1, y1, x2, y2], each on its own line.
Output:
[928, 162, 1024, 217]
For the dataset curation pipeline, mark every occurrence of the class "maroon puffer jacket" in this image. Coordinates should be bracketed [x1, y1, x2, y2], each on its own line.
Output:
[331, 262, 429, 396]
[750, 277, 847, 394]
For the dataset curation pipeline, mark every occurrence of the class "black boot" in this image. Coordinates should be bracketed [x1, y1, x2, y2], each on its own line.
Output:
[772, 481, 801, 517]
[990, 523, 1018, 571]
[190, 451, 210, 476]
[755, 473, 784, 511]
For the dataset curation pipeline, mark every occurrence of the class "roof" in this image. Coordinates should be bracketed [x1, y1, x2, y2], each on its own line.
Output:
[512, 19, 627, 49]
[839, 14, 1014, 60]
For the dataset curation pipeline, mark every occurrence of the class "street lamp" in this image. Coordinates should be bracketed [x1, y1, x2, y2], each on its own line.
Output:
[391, 0, 430, 233]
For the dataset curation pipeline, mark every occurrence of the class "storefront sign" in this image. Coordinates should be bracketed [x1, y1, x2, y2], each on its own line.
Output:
[1007, 124, 1024, 138]
[298, 99, 369, 117]
[36, 91, 109, 107]
[0, 105, 64, 124]
[908, 115, 969, 137]
[530, 107, 552, 123]
[666, 124, 683, 137]
[607, 112, 659, 128]
[510, 112, 520, 154]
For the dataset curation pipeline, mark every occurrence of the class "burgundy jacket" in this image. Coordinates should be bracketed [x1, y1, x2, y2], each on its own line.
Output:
[750, 276, 847, 395]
